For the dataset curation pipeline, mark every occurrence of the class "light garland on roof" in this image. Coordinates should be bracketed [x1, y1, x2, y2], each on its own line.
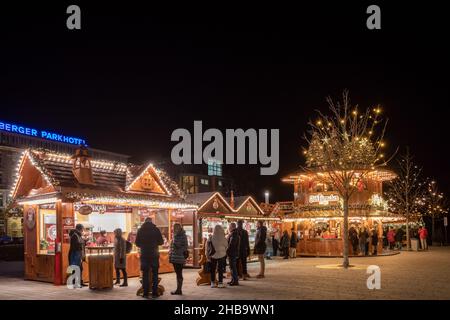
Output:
[9, 150, 27, 198]
[9, 150, 58, 198]
[126, 163, 172, 196]
[43, 152, 127, 172]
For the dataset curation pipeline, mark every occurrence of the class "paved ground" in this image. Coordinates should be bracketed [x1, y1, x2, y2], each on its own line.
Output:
[1, 247, 450, 300]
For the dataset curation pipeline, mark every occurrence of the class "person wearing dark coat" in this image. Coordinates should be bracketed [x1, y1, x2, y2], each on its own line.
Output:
[382, 227, 389, 249]
[113, 228, 128, 286]
[68, 224, 87, 287]
[371, 229, 379, 255]
[254, 220, 267, 278]
[135, 217, 164, 299]
[280, 230, 290, 259]
[227, 222, 240, 286]
[289, 229, 298, 258]
[169, 223, 188, 295]
[272, 232, 279, 257]
[236, 220, 250, 279]
[349, 226, 359, 255]
[395, 228, 404, 250]
[358, 228, 369, 256]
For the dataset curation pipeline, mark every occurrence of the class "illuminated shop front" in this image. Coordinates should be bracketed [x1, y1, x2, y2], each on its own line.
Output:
[11, 148, 196, 284]
[279, 169, 405, 256]
[185, 192, 280, 265]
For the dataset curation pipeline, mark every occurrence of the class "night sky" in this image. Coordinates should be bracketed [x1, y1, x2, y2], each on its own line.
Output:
[1, 3, 449, 202]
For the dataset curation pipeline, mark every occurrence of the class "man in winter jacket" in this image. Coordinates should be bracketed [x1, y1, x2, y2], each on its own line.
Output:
[254, 221, 267, 278]
[280, 230, 290, 259]
[371, 229, 379, 255]
[68, 224, 87, 287]
[227, 222, 240, 286]
[395, 228, 404, 250]
[237, 220, 250, 279]
[135, 217, 164, 298]
[289, 228, 298, 258]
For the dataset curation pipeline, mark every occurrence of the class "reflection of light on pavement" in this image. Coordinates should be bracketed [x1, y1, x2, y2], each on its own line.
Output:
[315, 264, 369, 270]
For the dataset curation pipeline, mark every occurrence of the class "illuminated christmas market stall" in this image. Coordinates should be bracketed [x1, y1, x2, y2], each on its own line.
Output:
[278, 168, 405, 256]
[184, 191, 280, 266]
[10, 147, 196, 285]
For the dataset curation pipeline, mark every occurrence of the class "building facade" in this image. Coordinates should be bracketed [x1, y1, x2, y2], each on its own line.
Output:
[0, 121, 129, 236]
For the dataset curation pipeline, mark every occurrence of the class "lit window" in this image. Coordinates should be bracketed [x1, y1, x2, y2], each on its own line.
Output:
[218, 180, 223, 187]
[39, 207, 56, 255]
[200, 179, 209, 185]
[207, 159, 222, 176]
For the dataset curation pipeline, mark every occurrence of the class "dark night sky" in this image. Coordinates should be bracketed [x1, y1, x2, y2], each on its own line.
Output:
[1, 3, 449, 202]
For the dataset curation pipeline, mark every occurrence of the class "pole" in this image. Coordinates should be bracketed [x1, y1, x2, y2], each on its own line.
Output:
[444, 216, 448, 246]
[264, 191, 269, 204]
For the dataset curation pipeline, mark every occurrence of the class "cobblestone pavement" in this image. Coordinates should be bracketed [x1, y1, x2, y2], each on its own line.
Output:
[1, 247, 450, 300]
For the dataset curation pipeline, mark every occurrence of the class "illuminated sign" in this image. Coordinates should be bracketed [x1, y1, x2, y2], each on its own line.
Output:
[309, 193, 340, 205]
[0, 120, 86, 146]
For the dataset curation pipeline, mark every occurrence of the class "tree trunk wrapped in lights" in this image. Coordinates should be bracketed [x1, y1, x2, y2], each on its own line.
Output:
[385, 150, 426, 250]
[302, 90, 392, 268]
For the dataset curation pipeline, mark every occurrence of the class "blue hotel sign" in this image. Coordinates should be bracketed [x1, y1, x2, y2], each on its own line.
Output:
[0, 120, 87, 146]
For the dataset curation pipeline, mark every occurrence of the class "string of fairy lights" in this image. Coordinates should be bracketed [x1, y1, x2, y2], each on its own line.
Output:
[9, 149, 186, 208]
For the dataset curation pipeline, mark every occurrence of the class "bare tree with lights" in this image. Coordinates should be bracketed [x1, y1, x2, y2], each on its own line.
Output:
[426, 180, 448, 245]
[303, 90, 391, 268]
[385, 150, 426, 250]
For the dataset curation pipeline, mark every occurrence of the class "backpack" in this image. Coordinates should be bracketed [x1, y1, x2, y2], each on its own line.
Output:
[207, 239, 216, 257]
[125, 240, 132, 254]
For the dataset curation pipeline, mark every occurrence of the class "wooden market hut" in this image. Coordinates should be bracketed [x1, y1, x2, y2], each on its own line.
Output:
[278, 168, 406, 256]
[10, 147, 196, 285]
[185, 191, 279, 265]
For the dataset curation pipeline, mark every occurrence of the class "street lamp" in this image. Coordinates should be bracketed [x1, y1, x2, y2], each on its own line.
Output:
[264, 191, 270, 204]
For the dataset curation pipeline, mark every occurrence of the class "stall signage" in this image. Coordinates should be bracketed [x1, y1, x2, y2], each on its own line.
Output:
[309, 193, 340, 205]
[105, 205, 133, 213]
[63, 217, 74, 230]
[25, 207, 36, 230]
[78, 205, 93, 215]
[0, 119, 86, 146]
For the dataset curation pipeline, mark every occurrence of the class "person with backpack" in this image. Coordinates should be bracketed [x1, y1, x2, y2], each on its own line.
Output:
[206, 224, 228, 288]
[168, 223, 188, 295]
[113, 228, 128, 287]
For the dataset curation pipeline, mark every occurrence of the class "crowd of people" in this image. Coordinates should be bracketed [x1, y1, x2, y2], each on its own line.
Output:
[68, 218, 277, 299]
[205, 220, 268, 288]
[349, 226, 379, 256]
[67, 219, 432, 299]
[348, 225, 430, 255]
